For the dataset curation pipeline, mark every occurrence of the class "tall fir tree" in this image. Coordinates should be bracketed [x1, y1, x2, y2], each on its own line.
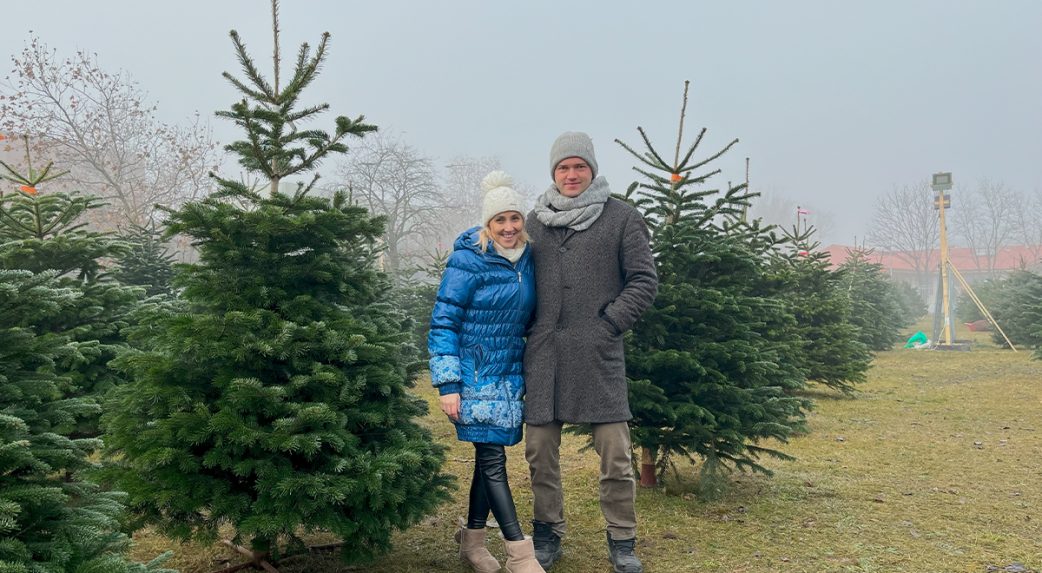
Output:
[101, 7, 452, 568]
[0, 137, 143, 439]
[616, 82, 809, 487]
[770, 224, 871, 393]
[0, 266, 173, 572]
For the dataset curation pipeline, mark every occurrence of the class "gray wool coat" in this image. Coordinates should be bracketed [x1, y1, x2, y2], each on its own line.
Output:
[523, 197, 658, 425]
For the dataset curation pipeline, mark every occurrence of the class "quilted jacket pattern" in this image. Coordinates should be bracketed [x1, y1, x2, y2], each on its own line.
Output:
[428, 227, 536, 445]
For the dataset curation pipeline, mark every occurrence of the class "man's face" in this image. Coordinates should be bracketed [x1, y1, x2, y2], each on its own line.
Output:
[553, 157, 593, 198]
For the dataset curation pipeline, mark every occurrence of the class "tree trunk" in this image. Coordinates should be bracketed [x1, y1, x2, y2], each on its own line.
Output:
[639, 447, 657, 488]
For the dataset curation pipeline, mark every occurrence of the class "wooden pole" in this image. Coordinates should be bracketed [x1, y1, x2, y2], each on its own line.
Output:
[948, 263, 1018, 351]
[937, 192, 953, 344]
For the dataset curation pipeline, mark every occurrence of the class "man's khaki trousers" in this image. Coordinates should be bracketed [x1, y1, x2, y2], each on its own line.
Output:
[525, 421, 638, 540]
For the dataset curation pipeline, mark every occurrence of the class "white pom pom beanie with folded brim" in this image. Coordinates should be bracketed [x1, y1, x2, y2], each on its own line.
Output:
[481, 170, 525, 225]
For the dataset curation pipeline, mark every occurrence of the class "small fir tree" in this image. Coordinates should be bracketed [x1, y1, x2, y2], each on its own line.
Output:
[0, 137, 143, 439]
[974, 270, 1042, 350]
[891, 279, 927, 325]
[388, 249, 449, 360]
[616, 82, 809, 488]
[838, 248, 909, 351]
[101, 9, 451, 569]
[771, 224, 871, 393]
[111, 220, 178, 297]
[957, 279, 994, 324]
[0, 268, 173, 573]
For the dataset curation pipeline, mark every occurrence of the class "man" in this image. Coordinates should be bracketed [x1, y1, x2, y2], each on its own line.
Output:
[524, 131, 658, 573]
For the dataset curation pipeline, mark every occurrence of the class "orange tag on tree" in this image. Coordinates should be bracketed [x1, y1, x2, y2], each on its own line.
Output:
[670, 173, 682, 183]
[0, 133, 7, 141]
[19, 185, 37, 195]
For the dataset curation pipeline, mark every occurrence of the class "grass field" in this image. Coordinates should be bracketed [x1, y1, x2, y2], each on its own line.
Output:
[132, 325, 1042, 572]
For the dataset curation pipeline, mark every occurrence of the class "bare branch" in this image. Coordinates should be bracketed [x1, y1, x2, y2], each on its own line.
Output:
[1, 35, 221, 227]
[866, 180, 939, 294]
[335, 133, 442, 274]
[950, 179, 1022, 272]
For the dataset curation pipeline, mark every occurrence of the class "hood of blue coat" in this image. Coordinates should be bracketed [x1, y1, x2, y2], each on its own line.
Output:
[454, 226, 485, 254]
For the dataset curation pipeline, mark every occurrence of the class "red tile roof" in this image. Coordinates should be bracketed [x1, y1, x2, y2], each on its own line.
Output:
[824, 245, 1042, 272]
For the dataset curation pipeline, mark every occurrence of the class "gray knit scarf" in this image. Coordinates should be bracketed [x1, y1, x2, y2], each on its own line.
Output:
[533, 176, 611, 231]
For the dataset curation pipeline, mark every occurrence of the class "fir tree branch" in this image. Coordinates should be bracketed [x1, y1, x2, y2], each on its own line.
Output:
[687, 138, 741, 173]
[228, 31, 276, 102]
[615, 138, 663, 171]
[637, 127, 673, 171]
[677, 127, 708, 170]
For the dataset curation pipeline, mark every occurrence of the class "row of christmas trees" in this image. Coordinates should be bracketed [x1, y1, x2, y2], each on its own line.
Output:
[576, 82, 923, 485]
[0, 138, 179, 570]
[0, 17, 929, 573]
[0, 17, 453, 572]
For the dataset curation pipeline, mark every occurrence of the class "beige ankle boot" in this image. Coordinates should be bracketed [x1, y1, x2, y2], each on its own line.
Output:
[503, 536, 546, 573]
[455, 525, 501, 573]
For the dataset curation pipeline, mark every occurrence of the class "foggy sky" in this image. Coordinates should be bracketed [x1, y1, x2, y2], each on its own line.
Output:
[3, 0, 1040, 244]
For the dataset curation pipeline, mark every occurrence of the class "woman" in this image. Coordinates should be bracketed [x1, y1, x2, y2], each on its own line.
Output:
[428, 171, 543, 573]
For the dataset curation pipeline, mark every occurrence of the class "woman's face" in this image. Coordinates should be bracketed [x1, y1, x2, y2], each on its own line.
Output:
[489, 211, 524, 249]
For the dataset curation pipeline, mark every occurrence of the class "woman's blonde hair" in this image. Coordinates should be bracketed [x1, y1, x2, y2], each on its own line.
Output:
[476, 217, 529, 253]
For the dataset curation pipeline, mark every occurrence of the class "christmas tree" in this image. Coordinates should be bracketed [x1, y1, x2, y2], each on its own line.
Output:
[0, 266, 173, 572]
[771, 224, 871, 393]
[837, 248, 908, 351]
[101, 5, 451, 569]
[111, 220, 178, 298]
[965, 270, 1042, 351]
[616, 82, 808, 488]
[0, 137, 143, 439]
[388, 248, 449, 360]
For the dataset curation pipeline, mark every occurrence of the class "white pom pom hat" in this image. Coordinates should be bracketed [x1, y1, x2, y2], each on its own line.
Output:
[480, 170, 525, 225]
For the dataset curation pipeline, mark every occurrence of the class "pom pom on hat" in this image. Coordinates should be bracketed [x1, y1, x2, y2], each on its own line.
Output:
[482, 170, 514, 193]
[480, 170, 525, 224]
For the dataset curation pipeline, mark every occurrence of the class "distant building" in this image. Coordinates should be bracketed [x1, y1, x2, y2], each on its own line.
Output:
[823, 244, 1042, 306]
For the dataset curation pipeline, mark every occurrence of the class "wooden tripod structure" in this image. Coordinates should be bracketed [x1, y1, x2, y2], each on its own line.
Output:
[930, 172, 1016, 351]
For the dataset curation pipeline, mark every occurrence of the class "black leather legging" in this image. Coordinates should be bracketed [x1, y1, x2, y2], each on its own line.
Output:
[466, 443, 524, 541]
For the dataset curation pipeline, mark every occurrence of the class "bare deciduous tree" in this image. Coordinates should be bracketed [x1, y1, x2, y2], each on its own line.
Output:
[0, 36, 220, 226]
[437, 155, 502, 246]
[338, 133, 441, 274]
[867, 181, 939, 295]
[950, 179, 1021, 273]
[1012, 187, 1042, 264]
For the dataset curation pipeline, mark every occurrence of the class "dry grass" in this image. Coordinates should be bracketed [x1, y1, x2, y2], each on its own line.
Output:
[131, 323, 1042, 572]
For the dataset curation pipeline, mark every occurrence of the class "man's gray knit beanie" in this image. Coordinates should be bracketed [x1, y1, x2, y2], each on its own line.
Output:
[549, 131, 598, 180]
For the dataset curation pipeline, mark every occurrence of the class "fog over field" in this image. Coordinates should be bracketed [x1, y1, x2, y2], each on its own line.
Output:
[2, 0, 1039, 244]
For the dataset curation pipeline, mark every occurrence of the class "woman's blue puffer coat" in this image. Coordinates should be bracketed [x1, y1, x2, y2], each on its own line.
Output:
[428, 227, 536, 446]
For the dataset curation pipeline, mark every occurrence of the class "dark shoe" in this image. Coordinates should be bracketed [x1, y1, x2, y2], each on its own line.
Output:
[606, 532, 644, 573]
[531, 520, 562, 570]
